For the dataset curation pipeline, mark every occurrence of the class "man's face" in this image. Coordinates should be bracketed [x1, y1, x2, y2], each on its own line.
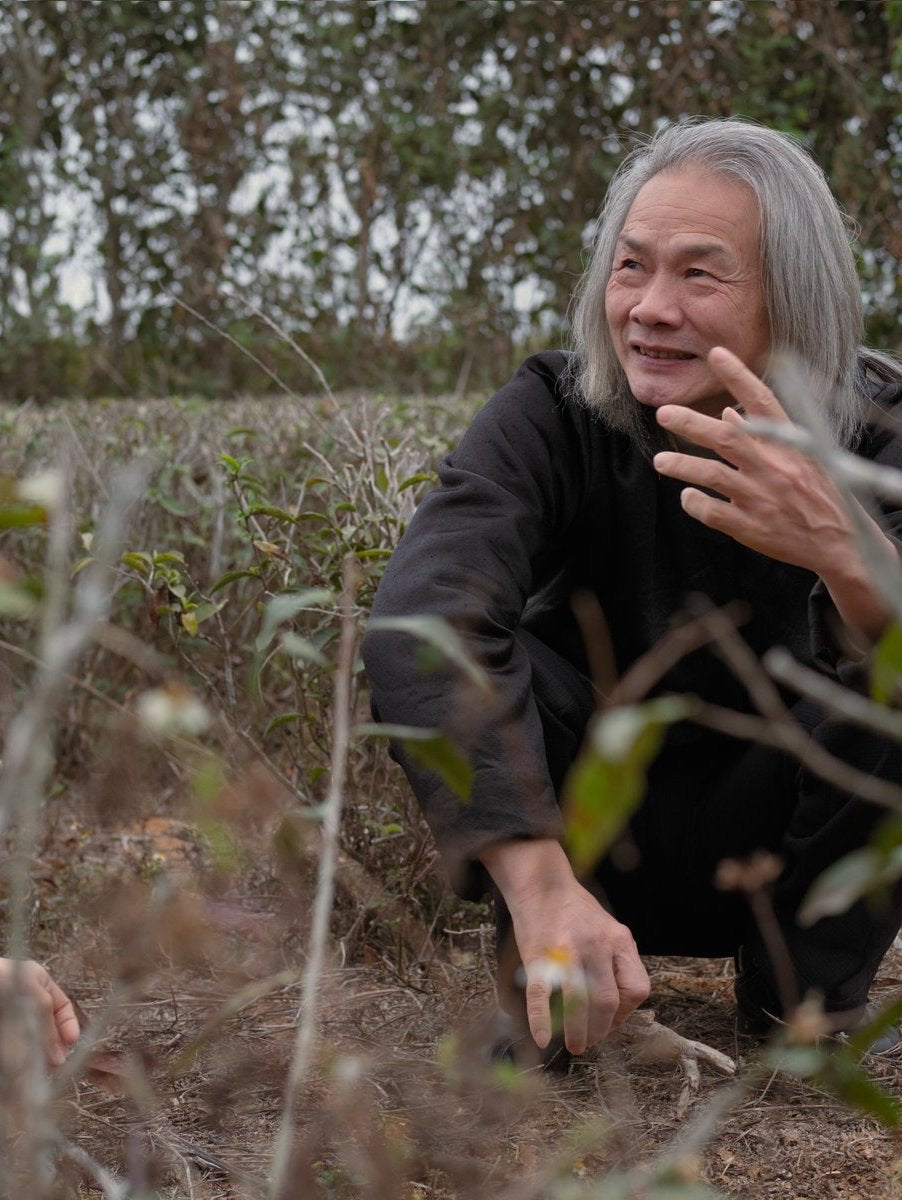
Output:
[604, 167, 771, 417]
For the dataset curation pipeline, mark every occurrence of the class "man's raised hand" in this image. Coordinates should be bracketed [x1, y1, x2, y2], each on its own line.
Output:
[653, 345, 897, 640]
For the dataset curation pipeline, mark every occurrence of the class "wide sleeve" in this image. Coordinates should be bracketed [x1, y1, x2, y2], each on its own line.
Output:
[361, 353, 589, 896]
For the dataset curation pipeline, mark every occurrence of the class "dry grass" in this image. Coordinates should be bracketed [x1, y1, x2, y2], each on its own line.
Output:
[1, 393, 901, 1198]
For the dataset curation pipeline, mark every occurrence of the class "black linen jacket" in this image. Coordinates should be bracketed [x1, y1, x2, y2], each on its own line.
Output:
[362, 352, 902, 896]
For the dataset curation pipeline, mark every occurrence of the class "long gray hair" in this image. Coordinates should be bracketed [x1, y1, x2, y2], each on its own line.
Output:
[567, 117, 901, 450]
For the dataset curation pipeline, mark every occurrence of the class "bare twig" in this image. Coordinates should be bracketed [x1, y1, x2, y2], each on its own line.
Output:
[764, 645, 902, 741]
[268, 556, 361, 1200]
[57, 1137, 128, 1200]
[1, 463, 149, 939]
[689, 605, 902, 811]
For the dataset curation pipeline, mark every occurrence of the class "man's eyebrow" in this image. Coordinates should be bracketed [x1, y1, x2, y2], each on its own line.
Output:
[617, 233, 733, 262]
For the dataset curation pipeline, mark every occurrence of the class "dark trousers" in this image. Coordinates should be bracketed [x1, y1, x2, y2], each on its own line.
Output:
[500, 629, 902, 1016]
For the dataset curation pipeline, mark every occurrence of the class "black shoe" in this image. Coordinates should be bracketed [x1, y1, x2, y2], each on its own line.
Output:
[483, 1007, 573, 1072]
[734, 950, 902, 1054]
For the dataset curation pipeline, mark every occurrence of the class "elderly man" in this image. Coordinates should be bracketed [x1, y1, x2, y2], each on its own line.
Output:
[363, 119, 902, 1059]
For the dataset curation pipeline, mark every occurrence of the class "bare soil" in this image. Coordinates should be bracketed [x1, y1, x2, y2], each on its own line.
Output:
[33, 811, 902, 1199]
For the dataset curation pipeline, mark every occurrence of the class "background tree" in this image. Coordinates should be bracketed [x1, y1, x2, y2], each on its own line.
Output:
[0, 0, 898, 400]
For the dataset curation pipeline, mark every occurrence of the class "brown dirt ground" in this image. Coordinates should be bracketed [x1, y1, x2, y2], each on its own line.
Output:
[24, 813, 902, 1199]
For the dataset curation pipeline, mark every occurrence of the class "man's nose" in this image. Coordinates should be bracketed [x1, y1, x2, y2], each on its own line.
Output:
[628, 273, 683, 327]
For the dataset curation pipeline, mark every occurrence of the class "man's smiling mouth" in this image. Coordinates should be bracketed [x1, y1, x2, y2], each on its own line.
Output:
[635, 347, 696, 360]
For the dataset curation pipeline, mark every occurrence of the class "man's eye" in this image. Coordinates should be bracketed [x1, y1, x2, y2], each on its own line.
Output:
[686, 267, 709, 278]
[619, 258, 642, 270]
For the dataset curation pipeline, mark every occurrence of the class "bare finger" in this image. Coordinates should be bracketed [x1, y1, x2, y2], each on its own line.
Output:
[561, 972, 589, 1055]
[611, 951, 652, 1029]
[584, 965, 621, 1046]
[47, 979, 80, 1049]
[653, 450, 747, 500]
[657, 405, 766, 470]
[524, 972, 552, 1050]
[707, 346, 789, 422]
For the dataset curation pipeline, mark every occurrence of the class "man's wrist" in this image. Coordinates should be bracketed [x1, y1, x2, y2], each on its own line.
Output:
[479, 837, 577, 911]
[818, 528, 898, 642]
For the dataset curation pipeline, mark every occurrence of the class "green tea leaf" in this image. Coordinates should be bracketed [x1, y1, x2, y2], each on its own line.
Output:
[871, 623, 902, 704]
[761, 1044, 823, 1077]
[368, 615, 491, 695]
[246, 504, 299, 523]
[0, 504, 46, 528]
[826, 1057, 901, 1127]
[846, 998, 902, 1058]
[256, 588, 333, 653]
[121, 551, 152, 575]
[563, 696, 692, 876]
[799, 845, 902, 926]
[281, 631, 329, 666]
[357, 722, 472, 800]
[156, 495, 191, 517]
[398, 472, 437, 492]
[264, 711, 302, 736]
[209, 567, 260, 593]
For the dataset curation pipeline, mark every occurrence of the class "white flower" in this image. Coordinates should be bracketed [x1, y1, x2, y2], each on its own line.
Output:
[137, 684, 211, 737]
[17, 469, 64, 512]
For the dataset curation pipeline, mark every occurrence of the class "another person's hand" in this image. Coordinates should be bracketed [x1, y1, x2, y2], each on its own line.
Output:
[0, 958, 80, 1067]
[480, 839, 650, 1054]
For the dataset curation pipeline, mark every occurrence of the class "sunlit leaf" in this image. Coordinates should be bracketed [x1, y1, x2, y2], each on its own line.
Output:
[368, 615, 491, 695]
[563, 696, 692, 876]
[180, 610, 199, 636]
[357, 722, 473, 800]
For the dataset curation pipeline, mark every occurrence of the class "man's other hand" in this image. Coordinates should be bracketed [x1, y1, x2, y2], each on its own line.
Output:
[480, 838, 650, 1055]
[0, 958, 80, 1068]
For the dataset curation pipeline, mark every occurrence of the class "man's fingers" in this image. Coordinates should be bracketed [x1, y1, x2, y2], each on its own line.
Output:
[610, 950, 652, 1029]
[655, 406, 765, 472]
[653, 450, 748, 500]
[707, 346, 789, 421]
[561, 976, 589, 1055]
[585, 968, 621, 1046]
[47, 978, 80, 1049]
[524, 976, 553, 1050]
